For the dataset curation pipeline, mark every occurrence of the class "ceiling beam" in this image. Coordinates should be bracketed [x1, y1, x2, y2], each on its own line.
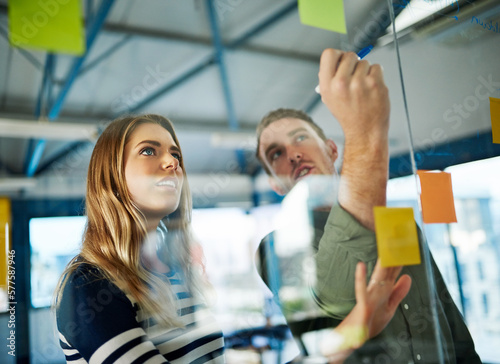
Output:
[2, 1, 298, 176]
[24, 54, 56, 174]
[1, 4, 316, 86]
[206, 0, 238, 131]
[206, 0, 246, 173]
[102, 22, 319, 63]
[389, 130, 500, 178]
[124, 1, 298, 116]
[23, 0, 115, 177]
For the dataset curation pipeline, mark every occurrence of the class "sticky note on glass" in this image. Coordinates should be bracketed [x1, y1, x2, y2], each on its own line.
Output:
[0, 198, 11, 289]
[373, 207, 421, 267]
[490, 97, 500, 144]
[8, 0, 85, 55]
[417, 170, 457, 224]
[298, 0, 347, 34]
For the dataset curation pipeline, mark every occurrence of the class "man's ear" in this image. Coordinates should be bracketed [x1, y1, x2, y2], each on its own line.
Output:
[268, 176, 286, 196]
[326, 139, 339, 163]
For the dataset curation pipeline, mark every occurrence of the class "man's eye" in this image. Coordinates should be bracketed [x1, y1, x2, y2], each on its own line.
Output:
[140, 147, 155, 156]
[296, 135, 307, 142]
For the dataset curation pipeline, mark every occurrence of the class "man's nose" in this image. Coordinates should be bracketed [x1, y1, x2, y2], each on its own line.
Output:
[287, 148, 302, 164]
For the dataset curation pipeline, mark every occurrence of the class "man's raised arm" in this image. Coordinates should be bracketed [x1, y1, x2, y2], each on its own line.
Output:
[318, 48, 391, 231]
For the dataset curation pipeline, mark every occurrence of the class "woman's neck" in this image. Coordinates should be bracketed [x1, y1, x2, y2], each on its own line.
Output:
[142, 228, 170, 274]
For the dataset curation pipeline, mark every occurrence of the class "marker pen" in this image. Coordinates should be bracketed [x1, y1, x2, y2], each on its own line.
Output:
[314, 45, 374, 94]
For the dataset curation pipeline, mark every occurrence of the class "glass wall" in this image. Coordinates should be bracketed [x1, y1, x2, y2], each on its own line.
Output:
[258, 1, 500, 363]
[1, 1, 499, 363]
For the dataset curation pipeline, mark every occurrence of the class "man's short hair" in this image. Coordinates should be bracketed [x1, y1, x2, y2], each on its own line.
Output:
[255, 108, 328, 174]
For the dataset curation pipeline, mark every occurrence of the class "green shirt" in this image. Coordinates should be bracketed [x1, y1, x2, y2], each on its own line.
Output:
[314, 204, 481, 364]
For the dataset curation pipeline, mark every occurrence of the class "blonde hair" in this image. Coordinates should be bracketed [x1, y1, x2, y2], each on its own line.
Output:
[54, 114, 197, 327]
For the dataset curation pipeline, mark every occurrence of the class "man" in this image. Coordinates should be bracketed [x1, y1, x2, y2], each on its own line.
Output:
[255, 49, 481, 363]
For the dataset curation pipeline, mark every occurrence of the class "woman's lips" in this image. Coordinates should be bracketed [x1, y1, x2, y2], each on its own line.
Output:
[156, 177, 178, 189]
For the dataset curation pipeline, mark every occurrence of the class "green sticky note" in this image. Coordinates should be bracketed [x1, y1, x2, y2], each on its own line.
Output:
[298, 0, 347, 34]
[8, 0, 85, 55]
[490, 97, 500, 144]
[373, 207, 421, 267]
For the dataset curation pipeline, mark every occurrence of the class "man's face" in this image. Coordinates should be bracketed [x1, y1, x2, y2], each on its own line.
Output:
[258, 117, 338, 194]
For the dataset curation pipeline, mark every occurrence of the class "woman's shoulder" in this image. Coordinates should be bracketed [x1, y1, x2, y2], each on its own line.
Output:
[65, 262, 107, 287]
[58, 262, 135, 315]
[61, 262, 128, 303]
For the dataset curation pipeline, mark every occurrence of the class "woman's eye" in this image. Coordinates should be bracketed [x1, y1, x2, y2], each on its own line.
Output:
[172, 153, 182, 161]
[270, 150, 281, 161]
[140, 147, 155, 156]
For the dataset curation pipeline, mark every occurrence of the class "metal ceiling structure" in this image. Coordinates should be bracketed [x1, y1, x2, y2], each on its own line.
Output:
[0, 0, 499, 204]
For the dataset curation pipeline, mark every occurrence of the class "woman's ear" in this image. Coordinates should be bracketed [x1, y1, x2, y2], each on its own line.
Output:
[268, 176, 286, 196]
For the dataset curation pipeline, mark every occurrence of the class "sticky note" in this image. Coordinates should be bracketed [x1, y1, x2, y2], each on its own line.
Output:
[0, 198, 11, 289]
[417, 170, 457, 224]
[8, 0, 85, 55]
[298, 0, 347, 34]
[373, 207, 421, 267]
[490, 97, 500, 144]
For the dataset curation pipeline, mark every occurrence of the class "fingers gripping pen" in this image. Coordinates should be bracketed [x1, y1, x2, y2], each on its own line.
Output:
[314, 45, 374, 94]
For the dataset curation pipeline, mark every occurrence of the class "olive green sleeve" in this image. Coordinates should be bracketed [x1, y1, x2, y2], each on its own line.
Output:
[314, 204, 378, 319]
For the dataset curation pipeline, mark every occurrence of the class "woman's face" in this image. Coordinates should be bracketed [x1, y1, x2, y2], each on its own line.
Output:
[123, 123, 184, 224]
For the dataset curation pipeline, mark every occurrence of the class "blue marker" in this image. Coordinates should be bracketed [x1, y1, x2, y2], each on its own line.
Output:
[315, 45, 374, 94]
[357, 44, 374, 59]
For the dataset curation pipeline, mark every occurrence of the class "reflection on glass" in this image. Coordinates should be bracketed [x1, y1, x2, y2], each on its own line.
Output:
[191, 207, 299, 362]
[192, 207, 266, 330]
[387, 156, 500, 362]
[29, 216, 84, 308]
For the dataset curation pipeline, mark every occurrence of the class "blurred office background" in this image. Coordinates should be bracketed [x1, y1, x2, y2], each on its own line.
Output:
[1, 0, 500, 363]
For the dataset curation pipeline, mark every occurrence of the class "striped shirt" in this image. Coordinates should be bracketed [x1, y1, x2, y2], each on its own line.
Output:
[56, 264, 225, 363]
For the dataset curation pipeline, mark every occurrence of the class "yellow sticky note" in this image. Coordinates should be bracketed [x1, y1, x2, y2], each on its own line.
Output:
[417, 170, 457, 224]
[8, 0, 85, 55]
[490, 97, 500, 144]
[0, 198, 11, 289]
[298, 0, 347, 34]
[373, 207, 421, 267]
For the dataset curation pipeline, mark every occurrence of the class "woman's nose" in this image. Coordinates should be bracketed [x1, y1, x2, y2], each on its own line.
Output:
[162, 154, 179, 170]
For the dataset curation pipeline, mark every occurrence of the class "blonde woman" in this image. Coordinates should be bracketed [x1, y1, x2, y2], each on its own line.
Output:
[54, 114, 224, 363]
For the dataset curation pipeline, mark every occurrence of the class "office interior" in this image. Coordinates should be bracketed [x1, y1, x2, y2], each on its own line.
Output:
[0, 0, 499, 363]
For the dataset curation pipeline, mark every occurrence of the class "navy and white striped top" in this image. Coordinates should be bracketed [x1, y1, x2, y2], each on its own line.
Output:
[56, 263, 225, 363]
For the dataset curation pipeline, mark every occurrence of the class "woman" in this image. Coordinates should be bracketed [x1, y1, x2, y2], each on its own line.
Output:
[54, 114, 225, 363]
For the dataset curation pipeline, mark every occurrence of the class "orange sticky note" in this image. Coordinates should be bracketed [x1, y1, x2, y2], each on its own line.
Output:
[298, 0, 347, 34]
[490, 97, 500, 144]
[373, 207, 421, 267]
[417, 170, 457, 224]
[8, 0, 85, 55]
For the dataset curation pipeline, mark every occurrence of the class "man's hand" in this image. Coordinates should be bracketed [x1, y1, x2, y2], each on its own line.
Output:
[320, 260, 412, 363]
[351, 261, 411, 338]
[318, 48, 391, 230]
[318, 49, 390, 143]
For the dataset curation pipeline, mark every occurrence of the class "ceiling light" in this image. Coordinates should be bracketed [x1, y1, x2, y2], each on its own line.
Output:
[0, 118, 98, 141]
[0, 178, 37, 191]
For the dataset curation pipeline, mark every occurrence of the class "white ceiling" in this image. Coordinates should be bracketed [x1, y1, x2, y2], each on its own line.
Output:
[0, 0, 499, 203]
